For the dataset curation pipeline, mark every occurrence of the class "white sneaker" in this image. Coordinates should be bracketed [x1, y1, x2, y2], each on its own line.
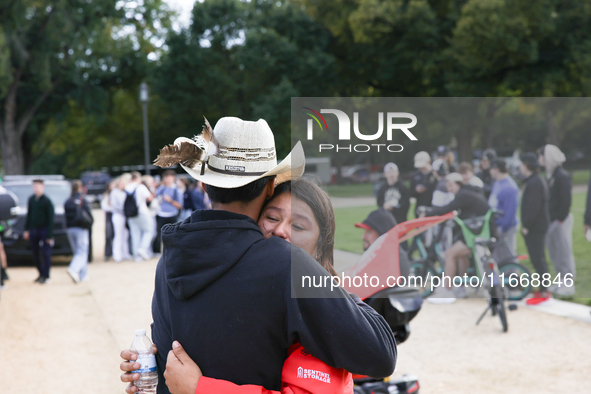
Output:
[138, 249, 151, 261]
[67, 270, 80, 284]
[427, 287, 457, 304]
[554, 285, 575, 297]
[453, 286, 468, 299]
[80, 275, 90, 283]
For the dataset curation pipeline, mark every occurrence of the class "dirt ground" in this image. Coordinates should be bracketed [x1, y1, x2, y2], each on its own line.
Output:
[1, 210, 590, 394]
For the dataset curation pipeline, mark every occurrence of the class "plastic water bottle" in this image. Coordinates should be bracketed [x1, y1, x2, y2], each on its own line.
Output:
[130, 329, 158, 393]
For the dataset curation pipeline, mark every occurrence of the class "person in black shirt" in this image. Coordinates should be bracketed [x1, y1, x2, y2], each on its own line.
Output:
[539, 144, 575, 296]
[477, 148, 497, 199]
[24, 179, 55, 284]
[519, 153, 551, 305]
[410, 151, 437, 217]
[376, 162, 410, 225]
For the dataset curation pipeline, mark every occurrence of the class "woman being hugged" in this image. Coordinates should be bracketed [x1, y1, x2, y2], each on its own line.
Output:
[121, 178, 358, 394]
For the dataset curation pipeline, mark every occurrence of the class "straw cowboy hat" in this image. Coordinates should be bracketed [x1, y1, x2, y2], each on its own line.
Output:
[154, 116, 305, 188]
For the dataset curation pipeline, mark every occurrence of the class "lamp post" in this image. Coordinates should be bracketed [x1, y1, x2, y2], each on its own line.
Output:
[139, 82, 151, 175]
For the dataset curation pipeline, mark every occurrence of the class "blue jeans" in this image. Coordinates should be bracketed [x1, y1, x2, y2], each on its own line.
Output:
[29, 227, 52, 279]
[67, 227, 89, 280]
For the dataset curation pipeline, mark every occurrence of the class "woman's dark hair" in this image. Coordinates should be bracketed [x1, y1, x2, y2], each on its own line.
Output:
[71, 180, 82, 196]
[292, 178, 336, 277]
[205, 176, 275, 204]
[261, 178, 336, 276]
[263, 180, 292, 206]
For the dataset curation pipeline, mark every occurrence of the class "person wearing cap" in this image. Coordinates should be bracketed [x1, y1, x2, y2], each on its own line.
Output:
[488, 159, 520, 260]
[120, 117, 396, 394]
[354, 208, 410, 278]
[538, 144, 575, 296]
[519, 153, 551, 305]
[376, 163, 410, 225]
[477, 148, 497, 199]
[421, 173, 491, 303]
[410, 151, 437, 217]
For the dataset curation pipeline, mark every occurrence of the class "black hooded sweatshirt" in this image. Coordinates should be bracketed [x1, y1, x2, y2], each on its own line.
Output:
[547, 166, 572, 222]
[521, 173, 550, 234]
[151, 210, 396, 393]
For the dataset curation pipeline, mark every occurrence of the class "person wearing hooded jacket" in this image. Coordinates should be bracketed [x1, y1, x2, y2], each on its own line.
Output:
[538, 144, 575, 296]
[519, 153, 551, 305]
[376, 163, 410, 225]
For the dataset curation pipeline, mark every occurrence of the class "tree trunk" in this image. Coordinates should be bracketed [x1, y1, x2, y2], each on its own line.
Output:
[0, 73, 26, 175]
[545, 111, 564, 146]
[0, 123, 26, 174]
[0, 67, 55, 175]
[456, 129, 473, 163]
[483, 101, 498, 148]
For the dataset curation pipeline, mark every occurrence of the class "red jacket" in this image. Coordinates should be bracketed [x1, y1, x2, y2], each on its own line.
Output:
[195, 344, 353, 394]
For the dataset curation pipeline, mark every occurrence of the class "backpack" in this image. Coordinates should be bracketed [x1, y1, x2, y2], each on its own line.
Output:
[67, 197, 94, 229]
[123, 189, 138, 218]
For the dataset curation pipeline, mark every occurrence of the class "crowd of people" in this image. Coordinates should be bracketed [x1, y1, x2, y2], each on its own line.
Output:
[0, 170, 211, 289]
[102, 170, 211, 264]
[376, 144, 583, 305]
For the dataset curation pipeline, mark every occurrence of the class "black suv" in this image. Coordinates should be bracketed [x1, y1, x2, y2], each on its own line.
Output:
[1, 176, 74, 263]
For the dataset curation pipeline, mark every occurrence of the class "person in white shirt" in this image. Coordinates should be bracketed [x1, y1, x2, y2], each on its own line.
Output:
[458, 162, 485, 192]
[125, 171, 154, 261]
[142, 175, 160, 254]
[110, 174, 132, 262]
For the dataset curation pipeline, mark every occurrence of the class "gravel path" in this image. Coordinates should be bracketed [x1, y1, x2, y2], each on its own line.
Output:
[1, 210, 590, 393]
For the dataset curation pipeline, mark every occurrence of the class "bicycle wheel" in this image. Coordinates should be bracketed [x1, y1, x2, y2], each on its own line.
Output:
[409, 260, 437, 298]
[492, 282, 508, 332]
[498, 261, 532, 301]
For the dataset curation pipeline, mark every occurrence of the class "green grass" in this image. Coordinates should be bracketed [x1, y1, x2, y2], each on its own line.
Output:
[324, 183, 375, 198]
[572, 169, 590, 186]
[334, 192, 591, 303]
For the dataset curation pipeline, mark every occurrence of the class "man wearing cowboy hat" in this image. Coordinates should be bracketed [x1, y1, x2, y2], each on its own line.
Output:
[121, 117, 396, 394]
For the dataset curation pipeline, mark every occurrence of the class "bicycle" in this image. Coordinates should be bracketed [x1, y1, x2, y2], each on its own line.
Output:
[409, 212, 532, 301]
[410, 210, 533, 332]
